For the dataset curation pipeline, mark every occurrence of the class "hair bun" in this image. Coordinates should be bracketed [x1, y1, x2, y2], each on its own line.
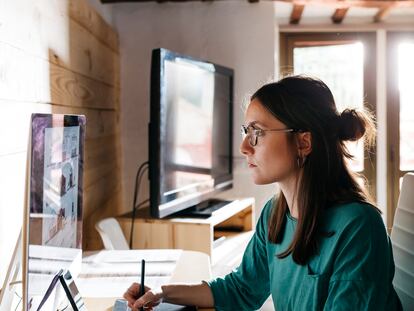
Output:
[337, 108, 368, 141]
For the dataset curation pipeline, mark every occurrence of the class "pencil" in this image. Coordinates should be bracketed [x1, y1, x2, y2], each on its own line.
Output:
[140, 259, 145, 311]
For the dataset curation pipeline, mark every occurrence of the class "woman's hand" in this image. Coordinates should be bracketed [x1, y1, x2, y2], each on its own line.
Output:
[123, 282, 163, 311]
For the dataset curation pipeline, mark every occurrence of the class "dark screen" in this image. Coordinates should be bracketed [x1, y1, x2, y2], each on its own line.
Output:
[159, 59, 231, 207]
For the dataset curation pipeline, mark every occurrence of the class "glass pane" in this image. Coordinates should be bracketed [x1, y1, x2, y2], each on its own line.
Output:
[398, 41, 414, 171]
[293, 43, 365, 172]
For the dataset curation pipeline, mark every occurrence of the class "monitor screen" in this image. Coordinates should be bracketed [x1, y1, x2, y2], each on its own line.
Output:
[23, 114, 85, 310]
[149, 49, 233, 218]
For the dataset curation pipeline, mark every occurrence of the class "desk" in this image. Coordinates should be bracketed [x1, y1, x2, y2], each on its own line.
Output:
[79, 250, 214, 311]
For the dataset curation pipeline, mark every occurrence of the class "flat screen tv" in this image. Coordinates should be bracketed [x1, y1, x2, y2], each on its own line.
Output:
[149, 48, 233, 218]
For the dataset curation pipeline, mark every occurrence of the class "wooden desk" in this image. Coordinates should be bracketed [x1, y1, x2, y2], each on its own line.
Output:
[81, 250, 214, 311]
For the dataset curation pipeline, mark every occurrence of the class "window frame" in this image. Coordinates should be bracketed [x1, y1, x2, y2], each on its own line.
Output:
[279, 32, 377, 202]
[386, 31, 414, 227]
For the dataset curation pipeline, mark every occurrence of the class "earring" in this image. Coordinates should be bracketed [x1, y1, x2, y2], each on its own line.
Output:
[297, 156, 307, 168]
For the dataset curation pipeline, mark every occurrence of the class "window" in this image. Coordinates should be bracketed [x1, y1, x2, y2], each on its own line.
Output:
[387, 32, 414, 227]
[280, 33, 377, 202]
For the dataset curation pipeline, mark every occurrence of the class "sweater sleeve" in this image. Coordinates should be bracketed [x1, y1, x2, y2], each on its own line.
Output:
[323, 204, 402, 311]
[207, 200, 273, 311]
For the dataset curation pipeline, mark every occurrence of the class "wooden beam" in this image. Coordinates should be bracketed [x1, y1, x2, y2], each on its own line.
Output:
[277, 0, 414, 9]
[374, 6, 393, 22]
[332, 7, 349, 23]
[290, 4, 305, 24]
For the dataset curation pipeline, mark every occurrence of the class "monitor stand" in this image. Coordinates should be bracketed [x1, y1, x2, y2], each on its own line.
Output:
[0, 230, 22, 311]
[173, 199, 232, 218]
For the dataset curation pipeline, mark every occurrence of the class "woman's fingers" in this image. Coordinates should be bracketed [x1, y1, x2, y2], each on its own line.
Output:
[123, 282, 140, 305]
[132, 289, 162, 311]
[123, 283, 152, 308]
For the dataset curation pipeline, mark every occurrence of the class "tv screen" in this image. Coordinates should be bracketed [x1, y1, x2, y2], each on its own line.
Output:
[149, 48, 233, 218]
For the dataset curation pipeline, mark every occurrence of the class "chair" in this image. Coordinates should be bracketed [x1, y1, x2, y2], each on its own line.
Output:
[391, 172, 414, 310]
[95, 217, 129, 250]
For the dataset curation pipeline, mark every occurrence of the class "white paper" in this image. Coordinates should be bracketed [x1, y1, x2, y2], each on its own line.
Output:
[82, 249, 182, 264]
[77, 276, 171, 298]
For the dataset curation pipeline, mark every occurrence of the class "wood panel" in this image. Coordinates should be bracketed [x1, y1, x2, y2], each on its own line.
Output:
[84, 189, 124, 250]
[173, 223, 213, 255]
[84, 151, 121, 190]
[0, 41, 117, 109]
[0, 0, 120, 284]
[0, 0, 118, 86]
[119, 220, 174, 249]
[83, 168, 122, 217]
[68, 0, 119, 53]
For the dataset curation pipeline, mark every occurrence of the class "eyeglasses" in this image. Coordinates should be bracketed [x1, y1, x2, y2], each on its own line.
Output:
[241, 124, 297, 147]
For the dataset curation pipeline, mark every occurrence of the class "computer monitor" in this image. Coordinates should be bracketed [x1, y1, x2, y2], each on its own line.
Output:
[22, 114, 85, 310]
[149, 48, 234, 218]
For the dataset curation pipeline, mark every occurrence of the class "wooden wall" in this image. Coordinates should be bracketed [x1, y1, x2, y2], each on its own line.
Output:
[0, 0, 121, 285]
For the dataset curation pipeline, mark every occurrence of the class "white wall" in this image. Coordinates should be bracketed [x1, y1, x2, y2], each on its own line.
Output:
[112, 1, 279, 217]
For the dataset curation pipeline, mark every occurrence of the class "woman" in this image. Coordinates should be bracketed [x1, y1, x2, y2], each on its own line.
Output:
[124, 76, 402, 310]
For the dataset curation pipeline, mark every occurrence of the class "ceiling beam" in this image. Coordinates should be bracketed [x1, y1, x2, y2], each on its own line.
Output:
[331, 7, 349, 23]
[290, 4, 305, 24]
[277, 0, 414, 9]
[101, 0, 414, 7]
[374, 6, 393, 22]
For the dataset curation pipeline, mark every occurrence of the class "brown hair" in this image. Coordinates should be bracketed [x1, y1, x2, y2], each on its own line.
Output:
[251, 75, 376, 265]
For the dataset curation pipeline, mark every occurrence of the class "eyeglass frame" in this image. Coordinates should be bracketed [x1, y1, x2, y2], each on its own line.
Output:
[241, 124, 301, 147]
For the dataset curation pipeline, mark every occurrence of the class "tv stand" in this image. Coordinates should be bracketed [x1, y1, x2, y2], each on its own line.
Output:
[173, 199, 232, 218]
[117, 198, 255, 266]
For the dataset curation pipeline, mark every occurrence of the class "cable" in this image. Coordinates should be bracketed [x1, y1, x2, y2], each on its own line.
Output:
[129, 161, 149, 248]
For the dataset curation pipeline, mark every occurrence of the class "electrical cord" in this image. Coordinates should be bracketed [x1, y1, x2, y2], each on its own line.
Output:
[129, 161, 149, 248]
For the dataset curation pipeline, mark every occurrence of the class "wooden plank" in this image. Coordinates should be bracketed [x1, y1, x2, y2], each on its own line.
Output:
[374, 6, 393, 22]
[173, 223, 212, 256]
[83, 169, 122, 219]
[117, 219, 173, 249]
[65, 18, 118, 86]
[85, 133, 120, 160]
[290, 4, 305, 24]
[68, 0, 119, 53]
[84, 151, 121, 189]
[83, 190, 124, 250]
[0, 42, 117, 110]
[215, 206, 253, 231]
[332, 7, 349, 24]
[278, 0, 414, 9]
[0, 42, 50, 105]
[0, 0, 118, 86]
[50, 64, 118, 110]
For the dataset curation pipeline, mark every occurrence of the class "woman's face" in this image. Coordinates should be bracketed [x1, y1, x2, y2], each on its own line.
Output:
[240, 99, 297, 185]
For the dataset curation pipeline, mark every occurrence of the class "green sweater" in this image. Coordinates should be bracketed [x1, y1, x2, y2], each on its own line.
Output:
[208, 199, 402, 310]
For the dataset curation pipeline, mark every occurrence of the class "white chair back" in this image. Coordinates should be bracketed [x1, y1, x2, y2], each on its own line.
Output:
[95, 217, 129, 250]
[391, 172, 414, 309]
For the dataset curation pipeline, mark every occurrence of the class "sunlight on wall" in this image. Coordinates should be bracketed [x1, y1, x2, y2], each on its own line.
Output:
[0, 0, 69, 286]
